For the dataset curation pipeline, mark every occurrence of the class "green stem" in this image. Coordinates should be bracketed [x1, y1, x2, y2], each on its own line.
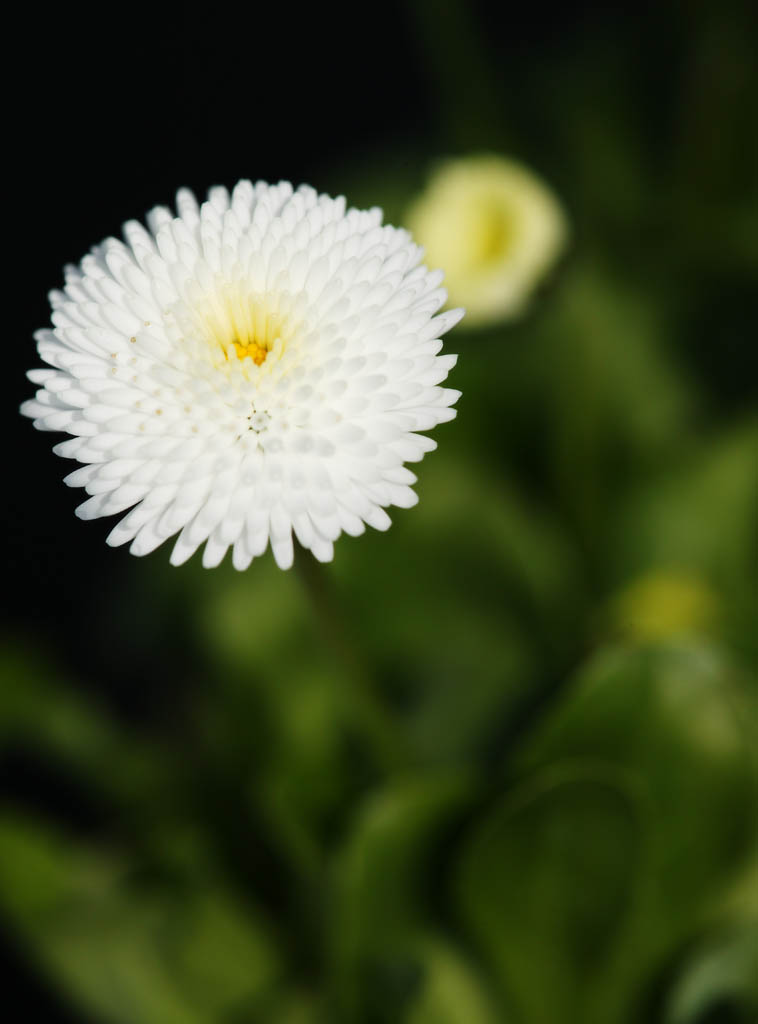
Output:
[295, 545, 406, 774]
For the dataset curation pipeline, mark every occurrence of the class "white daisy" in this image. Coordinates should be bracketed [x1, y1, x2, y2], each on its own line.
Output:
[22, 181, 463, 570]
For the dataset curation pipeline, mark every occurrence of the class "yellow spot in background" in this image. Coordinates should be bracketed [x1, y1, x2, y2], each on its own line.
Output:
[612, 569, 718, 643]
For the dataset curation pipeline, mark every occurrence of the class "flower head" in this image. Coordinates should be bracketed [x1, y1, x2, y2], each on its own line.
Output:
[406, 155, 567, 326]
[22, 181, 462, 570]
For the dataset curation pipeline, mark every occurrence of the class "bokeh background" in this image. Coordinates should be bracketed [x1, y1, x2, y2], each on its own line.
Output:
[4, 2, 757, 1022]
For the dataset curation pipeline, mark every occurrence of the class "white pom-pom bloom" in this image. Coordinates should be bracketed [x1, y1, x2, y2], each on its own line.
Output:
[22, 181, 463, 570]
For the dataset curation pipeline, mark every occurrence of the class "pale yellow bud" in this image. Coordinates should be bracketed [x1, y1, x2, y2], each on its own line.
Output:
[407, 155, 568, 326]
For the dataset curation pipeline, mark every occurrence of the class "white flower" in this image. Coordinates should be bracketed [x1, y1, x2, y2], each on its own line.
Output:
[406, 155, 567, 326]
[22, 181, 463, 570]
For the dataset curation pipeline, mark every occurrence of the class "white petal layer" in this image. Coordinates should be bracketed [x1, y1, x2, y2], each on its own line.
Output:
[23, 180, 463, 569]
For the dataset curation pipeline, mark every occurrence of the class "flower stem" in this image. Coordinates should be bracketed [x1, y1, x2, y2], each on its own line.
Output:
[294, 546, 406, 774]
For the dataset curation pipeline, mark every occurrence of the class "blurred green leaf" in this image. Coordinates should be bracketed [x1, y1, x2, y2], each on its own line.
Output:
[194, 558, 310, 677]
[617, 418, 758, 582]
[0, 813, 279, 1024]
[335, 771, 471, 951]
[0, 643, 179, 813]
[521, 642, 756, 908]
[405, 936, 500, 1024]
[455, 765, 645, 1024]
[0, 645, 134, 774]
[333, 772, 472, 1018]
[329, 451, 587, 764]
[511, 641, 757, 1021]
[537, 268, 694, 537]
[663, 924, 758, 1024]
[261, 991, 324, 1024]
[175, 562, 357, 847]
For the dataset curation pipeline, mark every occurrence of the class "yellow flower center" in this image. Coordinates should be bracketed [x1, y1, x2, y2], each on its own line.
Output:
[177, 280, 293, 369]
[214, 299, 278, 367]
[231, 339, 268, 365]
[223, 304, 291, 367]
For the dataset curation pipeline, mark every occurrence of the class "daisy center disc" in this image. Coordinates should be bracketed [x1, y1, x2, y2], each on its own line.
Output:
[232, 338, 268, 365]
[223, 302, 289, 367]
[178, 279, 292, 370]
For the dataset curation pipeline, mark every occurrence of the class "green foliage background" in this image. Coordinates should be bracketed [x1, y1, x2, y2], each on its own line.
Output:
[3, 2, 757, 1021]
